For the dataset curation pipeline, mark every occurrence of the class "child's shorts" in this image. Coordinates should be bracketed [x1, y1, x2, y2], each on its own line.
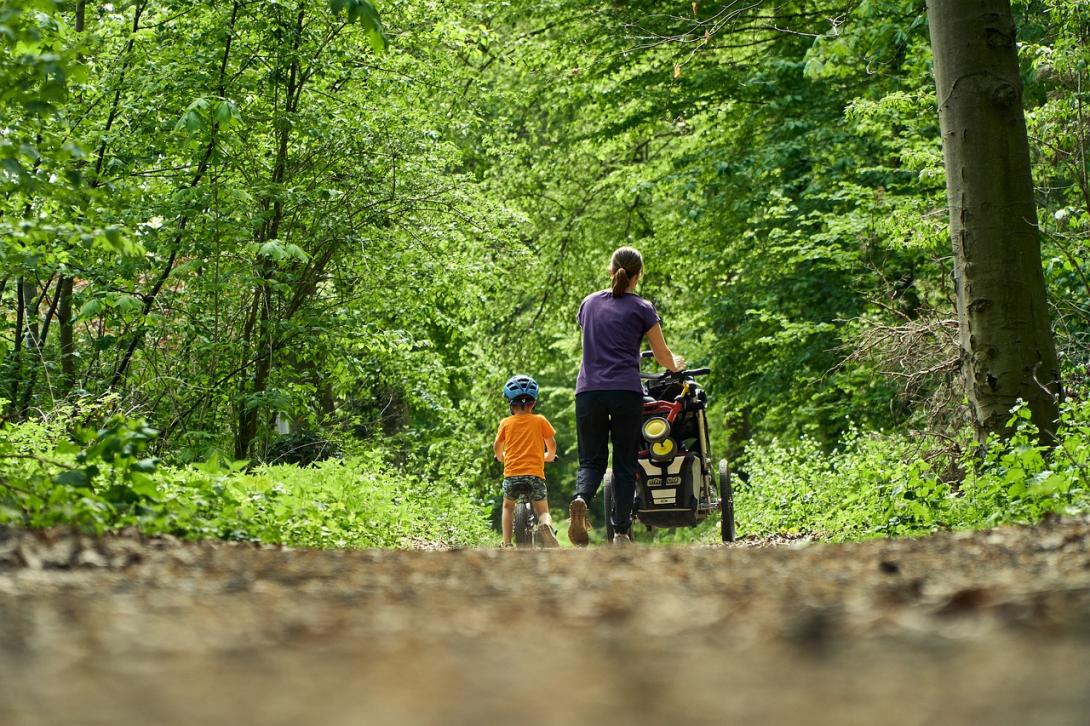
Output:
[502, 475, 547, 502]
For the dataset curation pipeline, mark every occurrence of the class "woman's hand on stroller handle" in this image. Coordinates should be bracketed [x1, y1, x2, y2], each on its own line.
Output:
[641, 349, 707, 378]
[640, 348, 687, 372]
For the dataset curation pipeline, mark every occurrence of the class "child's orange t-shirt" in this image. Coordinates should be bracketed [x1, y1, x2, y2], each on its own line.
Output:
[495, 413, 556, 479]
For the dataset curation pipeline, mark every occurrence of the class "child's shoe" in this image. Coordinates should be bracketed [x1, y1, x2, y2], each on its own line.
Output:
[537, 523, 559, 548]
[567, 497, 590, 547]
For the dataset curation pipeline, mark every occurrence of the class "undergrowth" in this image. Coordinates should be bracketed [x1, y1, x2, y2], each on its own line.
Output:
[4, 398, 1090, 548]
[0, 414, 492, 549]
[724, 399, 1090, 542]
[648, 399, 1090, 545]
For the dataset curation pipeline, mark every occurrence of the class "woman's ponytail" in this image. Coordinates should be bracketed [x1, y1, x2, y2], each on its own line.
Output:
[611, 267, 629, 298]
[608, 246, 643, 298]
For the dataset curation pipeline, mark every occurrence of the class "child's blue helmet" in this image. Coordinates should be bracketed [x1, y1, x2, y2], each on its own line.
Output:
[503, 375, 539, 402]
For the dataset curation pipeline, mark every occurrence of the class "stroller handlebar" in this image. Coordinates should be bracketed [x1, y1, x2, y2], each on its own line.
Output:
[640, 367, 710, 381]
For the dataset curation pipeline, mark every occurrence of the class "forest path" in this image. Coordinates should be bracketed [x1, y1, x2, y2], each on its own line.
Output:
[2, 519, 1090, 726]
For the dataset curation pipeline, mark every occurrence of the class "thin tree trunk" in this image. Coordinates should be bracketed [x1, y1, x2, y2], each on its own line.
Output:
[926, 0, 1060, 441]
[59, 1, 87, 394]
[93, 2, 145, 180]
[234, 287, 262, 459]
[63, 0, 143, 393]
[235, 2, 306, 460]
[18, 277, 64, 416]
[4, 279, 26, 418]
[5, 280, 45, 419]
[58, 277, 74, 392]
[108, 0, 241, 389]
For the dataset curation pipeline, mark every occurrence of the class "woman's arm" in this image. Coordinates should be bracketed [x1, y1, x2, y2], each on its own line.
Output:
[645, 323, 685, 372]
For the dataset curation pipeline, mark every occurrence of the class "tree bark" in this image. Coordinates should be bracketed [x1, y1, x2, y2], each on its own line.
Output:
[4, 279, 27, 418]
[18, 276, 64, 416]
[926, 0, 1060, 441]
[60, 1, 86, 394]
[108, 0, 241, 389]
[235, 2, 307, 460]
[58, 277, 74, 392]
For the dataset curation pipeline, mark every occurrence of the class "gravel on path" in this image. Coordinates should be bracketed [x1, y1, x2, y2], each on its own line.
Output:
[2, 518, 1090, 726]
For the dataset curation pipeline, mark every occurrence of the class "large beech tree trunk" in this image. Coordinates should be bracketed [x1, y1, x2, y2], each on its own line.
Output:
[926, 0, 1060, 441]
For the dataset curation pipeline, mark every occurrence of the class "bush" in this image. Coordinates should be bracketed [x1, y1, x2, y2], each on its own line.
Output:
[733, 400, 1090, 541]
[153, 454, 493, 548]
[0, 417, 493, 549]
[8, 399, 1089, 549]
[264, 429, 341, 466]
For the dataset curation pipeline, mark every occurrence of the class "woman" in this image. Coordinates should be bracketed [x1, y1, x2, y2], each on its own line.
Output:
[568, 246, 684, 545]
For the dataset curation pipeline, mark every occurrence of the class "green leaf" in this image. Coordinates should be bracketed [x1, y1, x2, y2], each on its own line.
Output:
[1, 157, 27, 178]
[132, 458, 159, 474]
[24, 100, 54, 115]
[213, 99, 238, 125]
[104, 226, 123, 246]
[129, 476, 159, 499]
[78, 299, 105, 319]
[54, 470, 90, 489]
[283, 242, 309, 261]
[335, 0, 386, 53]
[258, 240, 287, 260]
[114, 294, 143, 314]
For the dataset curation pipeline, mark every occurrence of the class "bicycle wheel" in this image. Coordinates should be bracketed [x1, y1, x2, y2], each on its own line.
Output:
[513, 501, 534, 548]
[602, 469, 615, 541]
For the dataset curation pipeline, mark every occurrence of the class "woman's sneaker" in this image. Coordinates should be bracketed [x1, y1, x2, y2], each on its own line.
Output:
[611, 531, 633, 545]
[567, 497, 590, 547]
[536, 524, 559, 548]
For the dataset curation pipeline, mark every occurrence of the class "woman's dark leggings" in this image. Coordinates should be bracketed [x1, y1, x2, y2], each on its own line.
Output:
[575, 390, 644, 533]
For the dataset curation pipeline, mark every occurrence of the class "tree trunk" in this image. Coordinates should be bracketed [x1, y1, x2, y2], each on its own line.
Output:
[926, 0, 1060, 441]
[18, 276, 64, 416]
[108, 0, 240, 390]
[4, 279, 27, 418]
[235, 2, 306, 460]
[58, 277, 74, 393]
[60, 1, 86, 394]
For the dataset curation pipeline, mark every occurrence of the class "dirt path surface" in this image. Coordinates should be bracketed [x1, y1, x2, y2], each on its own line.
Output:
[2, 519, 1090, 726]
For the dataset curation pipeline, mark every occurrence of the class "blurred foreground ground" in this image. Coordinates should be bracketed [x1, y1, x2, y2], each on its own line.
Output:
[2, 518, 1090, 726]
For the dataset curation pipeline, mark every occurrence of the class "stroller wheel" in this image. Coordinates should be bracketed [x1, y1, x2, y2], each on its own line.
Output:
[719, 459, 736, 543]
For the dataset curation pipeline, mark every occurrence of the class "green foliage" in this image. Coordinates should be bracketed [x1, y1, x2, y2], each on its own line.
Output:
[155, 454, 492, 548]
[0, 416, 492, 547]
[328, 0, 387, 52]
[2, 0, 1090, 546]
[732, 400, 1090, 542]
[0, 412, 163, 529]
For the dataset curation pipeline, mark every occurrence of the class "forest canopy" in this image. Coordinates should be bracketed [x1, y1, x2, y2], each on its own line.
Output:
[2, 0, 1089, 545]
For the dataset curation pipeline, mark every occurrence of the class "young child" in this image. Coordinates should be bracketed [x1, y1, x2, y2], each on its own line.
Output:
[494, 374, 559, 548]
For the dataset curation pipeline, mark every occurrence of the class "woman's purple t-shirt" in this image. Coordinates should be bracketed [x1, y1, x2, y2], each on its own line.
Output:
[576, 291, 660, 394]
